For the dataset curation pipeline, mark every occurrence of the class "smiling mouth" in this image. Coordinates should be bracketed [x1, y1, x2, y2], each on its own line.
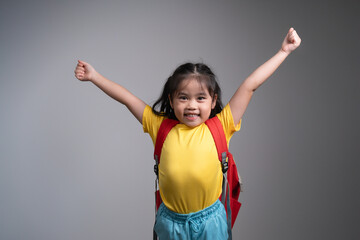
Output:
[184, 114, 200, 120]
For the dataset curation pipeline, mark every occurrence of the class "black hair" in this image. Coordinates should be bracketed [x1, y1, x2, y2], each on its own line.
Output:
[152, 62, 223, 120]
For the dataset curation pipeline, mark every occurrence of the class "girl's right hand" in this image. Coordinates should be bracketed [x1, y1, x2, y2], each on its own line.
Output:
[281, 28, 301, 54]
[74, 60, 97, 82]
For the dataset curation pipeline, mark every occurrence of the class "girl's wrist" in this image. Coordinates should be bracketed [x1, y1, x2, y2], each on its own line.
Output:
[279, 48, 291, 57]
[90, 71, 101, 83]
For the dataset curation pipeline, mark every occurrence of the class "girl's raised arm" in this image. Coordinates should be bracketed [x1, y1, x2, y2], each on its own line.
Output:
[229, 28, 301, 124]
[74, 60, 146, 123]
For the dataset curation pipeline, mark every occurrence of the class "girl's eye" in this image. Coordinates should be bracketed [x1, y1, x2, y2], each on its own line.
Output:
[198, 96, 206, 101]
[179, 96, 187, 100]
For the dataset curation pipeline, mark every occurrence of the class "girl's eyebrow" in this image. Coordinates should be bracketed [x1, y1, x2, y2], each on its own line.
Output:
[177, 91, 188, 96]
[176, 91, 208, 96]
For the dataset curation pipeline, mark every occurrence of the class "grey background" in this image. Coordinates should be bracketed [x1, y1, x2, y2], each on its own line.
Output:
[1, 0, 359, 239]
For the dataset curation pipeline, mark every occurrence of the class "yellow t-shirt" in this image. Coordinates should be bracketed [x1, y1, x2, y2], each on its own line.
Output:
[143, 104, 241, 214]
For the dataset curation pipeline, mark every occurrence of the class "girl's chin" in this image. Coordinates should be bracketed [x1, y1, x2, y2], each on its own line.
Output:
[181, 118, 204, 128]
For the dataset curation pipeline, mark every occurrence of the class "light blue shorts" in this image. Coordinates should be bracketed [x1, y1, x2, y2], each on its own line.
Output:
[154, 199, 228, 240]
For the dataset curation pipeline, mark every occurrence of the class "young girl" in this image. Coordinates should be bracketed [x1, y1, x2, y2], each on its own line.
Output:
[74, 28, 301, 240]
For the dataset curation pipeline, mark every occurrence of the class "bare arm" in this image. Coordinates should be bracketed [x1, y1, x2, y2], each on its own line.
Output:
[229, 28, 301, 124]
[74, 60, 146, 123]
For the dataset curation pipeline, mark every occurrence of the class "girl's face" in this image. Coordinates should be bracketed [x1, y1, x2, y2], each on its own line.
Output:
[170, 78, 217, 128]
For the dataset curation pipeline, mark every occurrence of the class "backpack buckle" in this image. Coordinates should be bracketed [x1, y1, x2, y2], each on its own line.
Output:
[221, 152, 228, 173]
[154, 155, 159, 176]
[222, 161, 229, 173]
[154, 164, 159, 176]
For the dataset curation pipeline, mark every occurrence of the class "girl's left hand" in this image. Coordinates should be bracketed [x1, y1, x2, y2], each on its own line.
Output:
[281, 28, 301, 54]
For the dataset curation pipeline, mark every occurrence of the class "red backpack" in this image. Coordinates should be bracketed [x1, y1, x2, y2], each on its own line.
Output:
[153, 116, 242, 239]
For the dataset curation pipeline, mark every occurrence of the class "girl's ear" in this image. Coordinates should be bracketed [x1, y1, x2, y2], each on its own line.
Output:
[168, 94, 173, 108]
[211, 94, 218, 109]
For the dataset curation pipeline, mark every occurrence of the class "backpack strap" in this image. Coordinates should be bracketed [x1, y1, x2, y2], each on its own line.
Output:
[154, 118, 179, 175]
[153, 118, 179, 240]
[205, 116, 229, 173]
[205, 116, 232, 240]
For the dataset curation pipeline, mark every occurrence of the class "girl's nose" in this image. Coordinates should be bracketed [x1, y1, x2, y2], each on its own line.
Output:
[186, 99, 196, 109]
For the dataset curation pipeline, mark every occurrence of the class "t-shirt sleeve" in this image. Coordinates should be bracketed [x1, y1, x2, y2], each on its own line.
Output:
[142, 105, 165, 145]
[216, 103, 241, 144]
